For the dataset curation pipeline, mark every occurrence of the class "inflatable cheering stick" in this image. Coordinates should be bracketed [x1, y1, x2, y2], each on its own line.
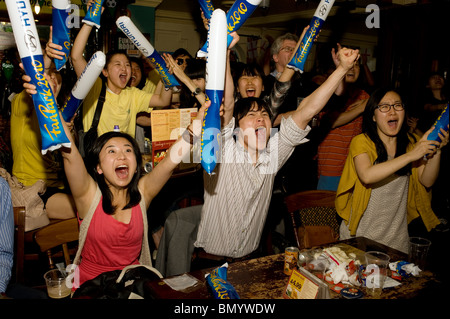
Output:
[116, 16, 180, 88]
[287, 0, 335, 73]
[427, 104, 449, 143]
[201, 9, 228, 174]
[198, 0, 215, 20]
[6, 0, 71, 154]
[52, 0, 71, 71]
[82, 0, 104, 29]
[197, 0, 262, 57]
[61, 51, 106, 122]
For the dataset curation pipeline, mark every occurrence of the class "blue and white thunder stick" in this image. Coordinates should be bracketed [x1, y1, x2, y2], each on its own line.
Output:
[6, 0, 71, 154]
[52, 0, 71, 71]
[61, 51, 106, 122]
[201, 9, 228, 174]
[197, 0, 262, 58]
[82, 0, 104, 29]
[427, 104, 449, 143]
[116, 16, 180, 88]
[287, 0, 335, 73]
[197, 0, 215, 20]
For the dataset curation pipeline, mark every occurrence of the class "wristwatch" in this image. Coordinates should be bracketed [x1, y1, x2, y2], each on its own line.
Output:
[192, 87, 202, 96]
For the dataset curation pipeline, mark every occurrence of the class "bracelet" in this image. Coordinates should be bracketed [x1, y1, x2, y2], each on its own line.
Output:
[182, 125, 195, 144]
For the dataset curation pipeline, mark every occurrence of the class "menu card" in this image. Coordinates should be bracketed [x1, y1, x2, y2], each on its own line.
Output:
[284, 268, 330, 299]
[150, 108, 197, 167]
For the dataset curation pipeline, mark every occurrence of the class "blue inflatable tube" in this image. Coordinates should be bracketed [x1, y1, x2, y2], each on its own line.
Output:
[287, 0, 335, 73]
[52, 0, 71, 71]
[6, 0, 71, 154]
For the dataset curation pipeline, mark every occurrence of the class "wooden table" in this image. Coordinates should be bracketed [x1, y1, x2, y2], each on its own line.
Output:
[145, 237, 443, 299]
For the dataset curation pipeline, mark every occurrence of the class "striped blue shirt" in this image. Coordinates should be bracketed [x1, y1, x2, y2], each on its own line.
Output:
[0, 177, 14, 293]
[194, 116, 310, 258]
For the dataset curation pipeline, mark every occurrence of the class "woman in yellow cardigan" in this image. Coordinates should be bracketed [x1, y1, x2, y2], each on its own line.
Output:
[336, 87, 448, 253]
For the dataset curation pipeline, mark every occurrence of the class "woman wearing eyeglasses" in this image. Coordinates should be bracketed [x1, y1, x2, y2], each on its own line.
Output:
[336, 87, 449, 253]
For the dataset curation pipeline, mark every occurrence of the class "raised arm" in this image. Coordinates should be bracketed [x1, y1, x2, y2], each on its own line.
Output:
[277, 26, 309, 84]
[19, 59, 95, 217]
[71, 1, 103, 77]
[139, 101, 208, 206]
[59, 116, 97, 219]
[222, 32, 240, 127]
[163, 53, 206, 106]
[291, 47, 360, 129]
[148, 80, 173, 108]
[70, 23, 92, 77]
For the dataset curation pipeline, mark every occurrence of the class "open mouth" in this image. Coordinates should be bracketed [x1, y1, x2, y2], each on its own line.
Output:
[387, 119, 398, 129]
[119, 73, 128, 83]
[115, 165, 129, 179]
[255, 126, 267, 140]
[246, 88, 256, 97]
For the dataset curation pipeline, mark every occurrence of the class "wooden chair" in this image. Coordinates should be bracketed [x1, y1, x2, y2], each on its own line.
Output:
[34, 217, 79, 270]
[13, 206, 79, 284]
[284, 190, 340, 250]
[13, 206, 41, 284]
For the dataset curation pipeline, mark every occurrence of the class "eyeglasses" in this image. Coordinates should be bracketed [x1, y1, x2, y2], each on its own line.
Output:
[279, 46, 295, 53]
[377, 103, 404, 113]
[176, 58, 189, 65]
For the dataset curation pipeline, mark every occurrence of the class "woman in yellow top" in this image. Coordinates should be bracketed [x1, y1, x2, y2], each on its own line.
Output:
[336, 87, 448, 253]
[48, 6, 172, 138]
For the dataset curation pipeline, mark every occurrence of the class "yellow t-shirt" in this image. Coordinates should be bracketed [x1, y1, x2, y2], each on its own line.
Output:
[82, 78, 153, 137]
[10, 90, 64, 188]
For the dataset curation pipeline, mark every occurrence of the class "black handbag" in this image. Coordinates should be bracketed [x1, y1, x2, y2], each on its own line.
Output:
[72, 265, 163, 299]
[79, 81, 106, 157]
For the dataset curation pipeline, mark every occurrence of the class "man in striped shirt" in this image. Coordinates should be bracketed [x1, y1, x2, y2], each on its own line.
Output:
[194, 46, 361, 261]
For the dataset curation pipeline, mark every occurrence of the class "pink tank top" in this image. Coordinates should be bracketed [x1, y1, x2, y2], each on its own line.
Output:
[77, 198, 144, 287]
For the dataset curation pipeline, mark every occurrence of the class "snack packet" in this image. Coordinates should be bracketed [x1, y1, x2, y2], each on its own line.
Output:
[205, 263, 240, 299]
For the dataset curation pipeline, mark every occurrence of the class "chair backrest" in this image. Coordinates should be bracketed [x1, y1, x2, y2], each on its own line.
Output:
[34, 217, 79, 270]
[284, 190, 339, 249]
[13, 206, 26, 284]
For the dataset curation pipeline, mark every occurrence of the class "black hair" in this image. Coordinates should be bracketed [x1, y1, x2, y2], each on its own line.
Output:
[362, 87, 415, 176]
[85, 131, 143, 214]
[104, 50, 130, 70]
[172, 48, 192, 59]
[233, 97, 273, 127]
[185, 58, 206, 79]
[129, 57, 147, 89]
[236, 62, 265, 79]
